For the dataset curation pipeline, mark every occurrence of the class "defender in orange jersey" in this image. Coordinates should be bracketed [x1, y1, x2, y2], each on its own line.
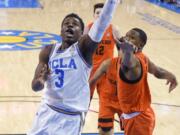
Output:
[116, 28, 178, 135]
[84, 3, 121, 99]
[90, 54, 122, 135]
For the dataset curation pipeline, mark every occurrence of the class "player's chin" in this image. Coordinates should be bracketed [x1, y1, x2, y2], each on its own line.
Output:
[65, 38, 77, 45]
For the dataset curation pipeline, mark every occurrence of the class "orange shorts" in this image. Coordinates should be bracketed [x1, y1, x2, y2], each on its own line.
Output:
[122, 107, 155, 135]
[98, 95, 122, 129]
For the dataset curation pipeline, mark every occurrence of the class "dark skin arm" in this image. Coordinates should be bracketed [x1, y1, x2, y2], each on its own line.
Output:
[148, 58, 178, 92]
[31, 45, 52, 91]
[78, 0, 120, 65]
[119, 46, 178, 92]
[78, 34, 99, 65]
[89, 59, 111, 86]
[80, 26, 121, 65]
[119, 42, 142, 81]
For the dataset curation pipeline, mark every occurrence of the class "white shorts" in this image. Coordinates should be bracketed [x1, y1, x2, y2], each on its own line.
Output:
[27, 103, 85, 135]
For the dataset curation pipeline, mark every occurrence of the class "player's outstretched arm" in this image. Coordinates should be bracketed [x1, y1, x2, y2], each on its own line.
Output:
[112, 25, 121, 43]
[148, 58, 178, 93]
[83, 26, 90, 35]
[89, 59, 111, 86]
[79, 0, 120, 65]
[88, 0, 120, 43]
[31, 45, 52, 91]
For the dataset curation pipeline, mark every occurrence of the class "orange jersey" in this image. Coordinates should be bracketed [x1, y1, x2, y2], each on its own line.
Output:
[117, 52, 151, 113]
[88, 22, 116, 69]
[103, 57, 119, 98]
[98, 57, 122, 129]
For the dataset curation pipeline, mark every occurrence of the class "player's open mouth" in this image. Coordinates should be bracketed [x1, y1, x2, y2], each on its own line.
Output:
[65, 29, 74, 37]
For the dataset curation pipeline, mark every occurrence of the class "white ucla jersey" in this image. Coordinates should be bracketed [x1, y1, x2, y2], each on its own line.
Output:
[43, 42, 91, 112]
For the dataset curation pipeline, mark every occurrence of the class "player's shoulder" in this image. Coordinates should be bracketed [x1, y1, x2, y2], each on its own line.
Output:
[44, 44, 54, 50]
[42, 44, 53, 53]
[136, 52, 149, 64]
[40, 44, 54, 60]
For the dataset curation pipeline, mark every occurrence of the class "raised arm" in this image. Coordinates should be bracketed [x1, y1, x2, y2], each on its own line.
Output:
[31, 45, 52, 91]
[89, 59, 111, 86]
[148, 58, 178, 92]
[83, 25, 90, 35]
[112, 25, 121, 43]
[118, 42, 142, 81]
[79, 0, 120, 65]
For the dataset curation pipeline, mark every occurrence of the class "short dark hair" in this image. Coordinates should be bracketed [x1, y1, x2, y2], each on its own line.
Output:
[94, 3, 104, 13]
[132, 28, 147, 47]
[61, 13, 84, 32]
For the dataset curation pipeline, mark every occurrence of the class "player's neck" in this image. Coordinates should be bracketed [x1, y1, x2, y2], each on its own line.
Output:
[59, 41, 74, 51]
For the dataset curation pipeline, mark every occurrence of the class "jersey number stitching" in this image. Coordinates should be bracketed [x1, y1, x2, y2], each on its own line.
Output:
[55, 69, 64, 88]
[96, 46, 104, 55]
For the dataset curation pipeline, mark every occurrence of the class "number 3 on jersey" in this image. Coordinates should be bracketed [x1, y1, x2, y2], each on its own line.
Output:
[55, 69, 64, 88]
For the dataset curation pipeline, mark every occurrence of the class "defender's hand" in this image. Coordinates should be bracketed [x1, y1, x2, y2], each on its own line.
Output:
[166, 73, 178, 93]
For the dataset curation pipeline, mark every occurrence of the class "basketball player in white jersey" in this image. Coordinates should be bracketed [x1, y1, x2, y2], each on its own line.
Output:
[28, 0, 120, 135]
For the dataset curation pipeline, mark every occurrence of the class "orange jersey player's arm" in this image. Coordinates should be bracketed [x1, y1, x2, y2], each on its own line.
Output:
[119, 43, 178, 93]
[147, 58, 178, 92]
[89, 59, 111, 87]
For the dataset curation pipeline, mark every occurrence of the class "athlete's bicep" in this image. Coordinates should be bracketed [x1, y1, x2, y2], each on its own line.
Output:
[148, 58, 157, 75]
[82, 34, 99, 52]
[78, 35, 99, 65]
[148, 58, 172, 79]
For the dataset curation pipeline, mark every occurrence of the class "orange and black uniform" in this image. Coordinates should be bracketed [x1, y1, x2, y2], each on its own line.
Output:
[98, 57, 122, 130]
[87, 22, 116, 98]
[117, 52, 155, 135]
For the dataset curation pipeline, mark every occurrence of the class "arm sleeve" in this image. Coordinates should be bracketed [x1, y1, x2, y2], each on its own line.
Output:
[88, 0, 119, 42]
